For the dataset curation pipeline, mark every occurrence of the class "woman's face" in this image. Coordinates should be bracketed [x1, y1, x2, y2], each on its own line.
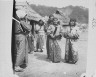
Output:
[53, 20, 58, 25]
[50, 16, 54, 21]
[39, 20, 44, 26]
[70, 21, 75, 26]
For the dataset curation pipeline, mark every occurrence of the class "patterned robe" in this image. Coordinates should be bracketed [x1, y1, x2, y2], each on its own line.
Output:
[14, 20, 32, 67]
[64, 26, 80, 63]
[27, 32, 34, 53]
[47, 24, 64, 62]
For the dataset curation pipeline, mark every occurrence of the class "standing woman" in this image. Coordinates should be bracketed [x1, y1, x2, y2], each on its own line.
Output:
[14, 10, 32, 71]
[26, 19, 34, 54]
[35, 20, 45, 52]
[47, 18, 63, 63]
[64, 19, 80, 64]
[46, 15, 54, 59]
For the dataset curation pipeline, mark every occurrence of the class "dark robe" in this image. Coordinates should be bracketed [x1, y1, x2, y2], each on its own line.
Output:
[47, 24, 63, 63]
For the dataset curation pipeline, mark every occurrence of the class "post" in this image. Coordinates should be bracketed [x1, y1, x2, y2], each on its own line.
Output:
[0, 0, 19, 77]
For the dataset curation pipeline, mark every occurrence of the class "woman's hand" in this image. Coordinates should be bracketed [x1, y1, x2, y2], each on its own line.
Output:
[50, 34, 55, 38]
[55, 34, 62, 40]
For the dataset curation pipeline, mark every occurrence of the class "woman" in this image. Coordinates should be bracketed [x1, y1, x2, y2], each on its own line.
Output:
[64, 19, 79, 64]
[26, 19, 34, 54]
[27, 31, 34, 54]
[47, 18, 63, 63]
[46, 15, 54, 59]
[14, 10, 31, 71]
[35, 20, 45, 52]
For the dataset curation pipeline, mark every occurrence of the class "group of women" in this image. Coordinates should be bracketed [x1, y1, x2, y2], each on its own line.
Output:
[32, 15, 80, 63]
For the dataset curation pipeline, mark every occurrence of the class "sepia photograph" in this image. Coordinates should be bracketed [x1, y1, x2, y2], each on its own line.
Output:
[11, 0, 88, 77]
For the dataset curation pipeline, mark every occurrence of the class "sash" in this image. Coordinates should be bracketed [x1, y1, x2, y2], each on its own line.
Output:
[53, 27, 57, 35]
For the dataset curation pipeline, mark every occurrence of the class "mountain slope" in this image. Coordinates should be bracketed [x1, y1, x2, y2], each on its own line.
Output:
[30, 4, 88, 23]
[30, 4, 57, 16]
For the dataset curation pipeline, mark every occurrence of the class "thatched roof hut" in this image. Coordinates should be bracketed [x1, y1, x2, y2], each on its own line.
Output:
[53, 9, 70, 25]
[16, 1, 42, 21]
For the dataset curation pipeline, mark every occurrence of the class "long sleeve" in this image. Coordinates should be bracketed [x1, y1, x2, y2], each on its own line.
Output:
[47, 25, 54, 34]
[20, 21, 32, 31]
[71, 26, 80, 36]
[44, 23, 48, 32]
[60, 26, 65, 35]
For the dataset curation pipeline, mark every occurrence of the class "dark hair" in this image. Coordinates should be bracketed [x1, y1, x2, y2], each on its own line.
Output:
[48, 15, 54, 25]
[69, 18, 76, 26]
[70, 18, 76, 22]
[38, 19, 44, 26]
[49, 15, 54, 19]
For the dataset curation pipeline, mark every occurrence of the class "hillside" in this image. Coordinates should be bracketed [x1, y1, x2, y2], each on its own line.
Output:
[30, 4, 88, 23]
[30, 4, 57, 17]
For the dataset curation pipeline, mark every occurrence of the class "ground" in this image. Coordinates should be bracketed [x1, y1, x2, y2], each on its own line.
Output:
[16, 32, 88, 77]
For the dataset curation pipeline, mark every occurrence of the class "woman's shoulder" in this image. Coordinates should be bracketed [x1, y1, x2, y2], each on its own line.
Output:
[73, 26, 79, 30]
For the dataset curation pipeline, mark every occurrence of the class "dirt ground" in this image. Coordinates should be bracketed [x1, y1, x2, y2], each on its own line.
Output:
[16, 32, 88, 77]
